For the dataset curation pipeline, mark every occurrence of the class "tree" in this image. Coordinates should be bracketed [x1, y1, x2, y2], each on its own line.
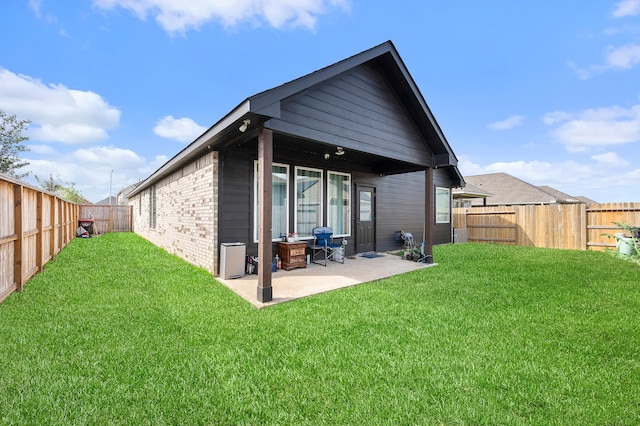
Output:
[35, 173, 63, 193]
[59, 182, 88, 204]
[35, 173, 88, 204]
[0, 110, 31, 179]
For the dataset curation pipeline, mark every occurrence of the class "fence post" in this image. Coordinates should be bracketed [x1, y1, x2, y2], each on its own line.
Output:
[579, 203, 587, 250]
[49, 196, 56, 259]
[13, 183, 23, 292]
[56, 200, 61, 252]
[36, 192, 43, 272]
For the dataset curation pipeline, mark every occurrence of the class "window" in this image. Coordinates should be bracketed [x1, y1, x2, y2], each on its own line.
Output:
[436, 187, 450, 223]
[328, 171, 351, 236]
[254, 162, 289, 241]
[295, 167, 323, 238]
[149, 185, 157, 229]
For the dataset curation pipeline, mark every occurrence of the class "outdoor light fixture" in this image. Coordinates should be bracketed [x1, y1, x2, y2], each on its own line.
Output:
[335, 146, 345, 155]
[239, 119, 250, 132]
[324, 153, 331, 160]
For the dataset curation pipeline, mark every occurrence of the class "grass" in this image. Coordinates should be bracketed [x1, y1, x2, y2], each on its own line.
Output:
[1, 233, 639, 425]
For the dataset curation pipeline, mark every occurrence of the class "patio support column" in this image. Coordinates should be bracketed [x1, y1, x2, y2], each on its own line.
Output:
[257, 126, 273, 302]
[424, 167, 434, 263]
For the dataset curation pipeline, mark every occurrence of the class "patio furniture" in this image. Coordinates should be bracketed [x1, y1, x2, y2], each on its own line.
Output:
[278, 241, 307, 271]
[400, 230, 431, 263]
[309, 226, 345, 266]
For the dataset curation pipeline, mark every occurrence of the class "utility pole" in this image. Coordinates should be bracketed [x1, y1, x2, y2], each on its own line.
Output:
[110, 170, 113, 205]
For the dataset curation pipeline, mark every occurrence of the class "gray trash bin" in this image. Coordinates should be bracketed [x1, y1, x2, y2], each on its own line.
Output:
[220, 242, 246, 279]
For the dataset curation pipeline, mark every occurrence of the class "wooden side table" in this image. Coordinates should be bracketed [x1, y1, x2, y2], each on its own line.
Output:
[278, 241, 307, 271]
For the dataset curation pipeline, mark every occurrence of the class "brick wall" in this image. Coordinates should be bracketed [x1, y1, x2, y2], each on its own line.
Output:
[130, 151, 220, 275]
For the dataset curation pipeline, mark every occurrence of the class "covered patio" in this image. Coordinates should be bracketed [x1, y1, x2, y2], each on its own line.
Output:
[217, 253, 436, 308]
[126, 41, 463, 306]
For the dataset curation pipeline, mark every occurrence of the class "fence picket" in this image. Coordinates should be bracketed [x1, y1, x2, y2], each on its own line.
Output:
[1, 175, 133, 304]
[453, 203, 640, 251]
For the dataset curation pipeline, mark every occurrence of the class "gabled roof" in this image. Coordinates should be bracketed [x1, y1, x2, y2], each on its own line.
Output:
[95, 195, 117, 205]
[130, 41, 462, 196]
[452, 183, 492, 199]
[536, 186, 580, 204]
[247, 41, 459, 164]
[574, 195, 599, 204]
[464, 173, 582, 206]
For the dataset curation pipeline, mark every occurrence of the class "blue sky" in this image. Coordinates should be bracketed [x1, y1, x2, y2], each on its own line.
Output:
[1, 0, 639, 203]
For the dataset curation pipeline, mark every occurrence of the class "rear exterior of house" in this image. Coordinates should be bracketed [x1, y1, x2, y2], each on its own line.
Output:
[131, 153, 219, 273]
[128, 41, 463, 296]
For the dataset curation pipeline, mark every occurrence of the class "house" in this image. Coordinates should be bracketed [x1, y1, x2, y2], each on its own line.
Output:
[574, 195, 599, 204]
[95, 195, 117, 205]
[460, 173, 588, 206]
[127, 41, 463, 302]
[116, 182, 142, 205]
[452, 182, 492, 208]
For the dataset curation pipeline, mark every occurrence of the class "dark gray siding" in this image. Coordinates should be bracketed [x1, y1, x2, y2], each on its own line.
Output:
[219, 145, 454, 264]
[218, 150, 253, 249]
[352, 171, 424, 253]
[353, 170, 453, 252]
[271, 64, 432, 167]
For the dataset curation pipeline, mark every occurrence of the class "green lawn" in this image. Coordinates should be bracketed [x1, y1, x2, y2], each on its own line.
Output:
[1, 233, 639, 425]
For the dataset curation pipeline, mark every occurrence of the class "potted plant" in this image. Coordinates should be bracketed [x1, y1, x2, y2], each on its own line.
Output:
[604, 222, 639, 263]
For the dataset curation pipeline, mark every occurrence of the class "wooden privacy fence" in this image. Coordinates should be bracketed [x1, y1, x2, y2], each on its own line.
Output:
[1, 175, 134, 304]
[1, 175, 78, 303]
[79, 204, 133, 234]
[453, 203, 640, 251]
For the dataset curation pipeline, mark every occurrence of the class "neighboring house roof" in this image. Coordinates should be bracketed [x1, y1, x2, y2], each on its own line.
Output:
[536, 185, 580, 204]
[117, 182, 141, 201]
[464, 173, 583, 206]
[129, 40, 463, 198]
[452, 182, 492, 199]
[95, 196, 117, 205]
[574, 195, 599, 204]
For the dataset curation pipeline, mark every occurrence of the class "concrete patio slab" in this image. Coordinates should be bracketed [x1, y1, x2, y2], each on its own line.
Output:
[216, 253, 436, 308]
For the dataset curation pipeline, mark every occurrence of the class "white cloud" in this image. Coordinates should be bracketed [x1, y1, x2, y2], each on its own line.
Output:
[153, 115, 206, 142]
[27, 144, 57, 155]
[457, 154, 483, 177]
[24, 146, 150, 202]
[487, 115, 524, 131]
[543, 104, 640, 152]
[570, 43, 640, 79]
[92, 0, 350, 34]
[28, 0, 42, 17]
[483, 160, 595, 185]
[0, 68, 120, 144]
[592, 151, 630, 166]
[604, 43, 640, 68]
[457, 157, 638, 202]
[613, 0, 640, 18]
[542, 110, 573, 125]
[624, 168, 640, 180]
[73, 145, 146, 169]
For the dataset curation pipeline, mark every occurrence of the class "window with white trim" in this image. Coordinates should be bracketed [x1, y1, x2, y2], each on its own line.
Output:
[328, 171, 351, 237]
[295, 166, 323, 238]
[436, 187, 451, 223]
[149, 185, 157, 229]
[254, 162, 289, 241]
